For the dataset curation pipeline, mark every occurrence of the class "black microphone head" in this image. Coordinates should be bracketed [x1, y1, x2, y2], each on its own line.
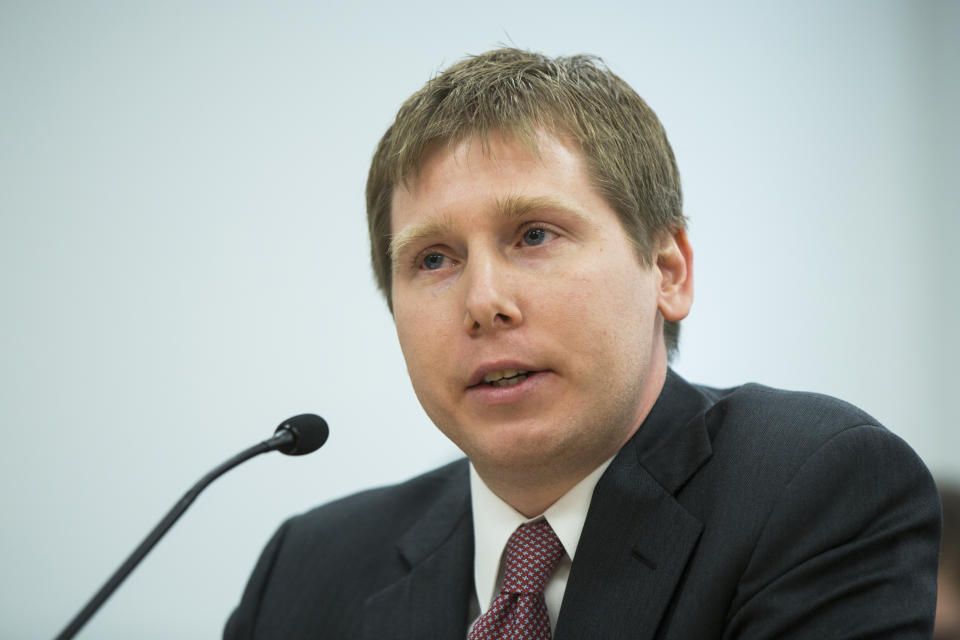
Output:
[274, 414, 329, 455]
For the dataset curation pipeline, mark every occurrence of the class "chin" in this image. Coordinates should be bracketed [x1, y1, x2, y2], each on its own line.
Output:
[472, 427, 580, 470]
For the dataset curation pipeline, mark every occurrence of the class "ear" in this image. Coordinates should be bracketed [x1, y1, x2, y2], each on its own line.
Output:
[655, 228, 694, 322]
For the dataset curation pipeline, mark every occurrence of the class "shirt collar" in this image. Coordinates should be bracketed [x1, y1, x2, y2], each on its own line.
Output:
[469, 457, 614, 610]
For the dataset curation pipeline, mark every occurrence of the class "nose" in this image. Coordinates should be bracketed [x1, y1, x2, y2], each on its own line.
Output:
[462, 252, 522, 333]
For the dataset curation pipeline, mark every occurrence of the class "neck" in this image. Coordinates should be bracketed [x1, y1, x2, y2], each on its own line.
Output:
[482, 471, 589, 519]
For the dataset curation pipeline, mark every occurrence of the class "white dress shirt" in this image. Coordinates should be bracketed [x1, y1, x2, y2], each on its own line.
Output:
[467, 457, 615, 635]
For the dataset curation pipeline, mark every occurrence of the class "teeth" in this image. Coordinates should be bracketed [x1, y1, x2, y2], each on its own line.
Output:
[489, 374, 527, 387]
[482, 369, 529, 386]
[483, 369, 526, 383]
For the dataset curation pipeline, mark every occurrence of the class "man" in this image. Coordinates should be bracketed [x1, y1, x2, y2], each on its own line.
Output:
[225, 49, 940, 639]
[936, 482, 960, 639]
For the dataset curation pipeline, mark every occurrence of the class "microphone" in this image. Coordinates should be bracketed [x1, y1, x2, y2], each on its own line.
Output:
[54, 414, 330, 640]
[273, 413, 329, 455]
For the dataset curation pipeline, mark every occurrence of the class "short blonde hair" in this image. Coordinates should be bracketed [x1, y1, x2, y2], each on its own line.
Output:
[366, 48, 686, 355]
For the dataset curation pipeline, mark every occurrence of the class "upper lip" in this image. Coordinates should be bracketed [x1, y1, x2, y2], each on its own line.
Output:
[467, 361, 542, 387]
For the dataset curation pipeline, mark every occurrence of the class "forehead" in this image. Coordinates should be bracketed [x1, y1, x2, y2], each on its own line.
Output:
[390, 131, 594, 231]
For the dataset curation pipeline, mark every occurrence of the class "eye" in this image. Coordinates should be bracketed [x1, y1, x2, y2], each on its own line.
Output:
[521, 226, 554, 246]
[421, 253, 446, 270]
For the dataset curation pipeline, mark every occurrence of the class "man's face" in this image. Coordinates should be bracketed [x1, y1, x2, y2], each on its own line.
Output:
[390, 131, 681, 485]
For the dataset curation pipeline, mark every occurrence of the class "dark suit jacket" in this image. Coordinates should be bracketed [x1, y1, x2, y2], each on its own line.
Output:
[224, 370, 940, 639]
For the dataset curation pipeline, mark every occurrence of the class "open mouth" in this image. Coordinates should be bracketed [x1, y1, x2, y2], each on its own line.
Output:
[481, 369, 530, 388]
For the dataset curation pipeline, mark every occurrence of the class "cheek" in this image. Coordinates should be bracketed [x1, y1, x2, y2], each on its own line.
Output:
[564, 258, 655, 315]
[561, 263, 658, 355]
[394, 304, 428, 372]
[394, 301, 456, 387]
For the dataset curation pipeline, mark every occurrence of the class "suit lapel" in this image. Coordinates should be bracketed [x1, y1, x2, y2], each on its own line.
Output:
[555, 370, 714, 640]
[361, 463, 474, 640]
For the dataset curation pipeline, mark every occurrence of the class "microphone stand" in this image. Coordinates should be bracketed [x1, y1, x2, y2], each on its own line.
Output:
[54, 431, 294, 640]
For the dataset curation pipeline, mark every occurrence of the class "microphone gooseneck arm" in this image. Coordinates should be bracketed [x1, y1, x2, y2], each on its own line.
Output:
[54, 415, 328, 640]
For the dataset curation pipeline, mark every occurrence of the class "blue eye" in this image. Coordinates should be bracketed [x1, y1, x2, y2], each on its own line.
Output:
[522, 227, 548, 246]
[422, 253, 445, 270]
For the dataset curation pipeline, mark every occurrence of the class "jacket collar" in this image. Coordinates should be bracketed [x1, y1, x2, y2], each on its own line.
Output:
[631, 368, 715, 493]
[555, 369, 714, 640]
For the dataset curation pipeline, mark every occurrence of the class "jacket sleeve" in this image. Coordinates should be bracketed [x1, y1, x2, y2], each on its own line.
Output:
[723, 424, 940, 639]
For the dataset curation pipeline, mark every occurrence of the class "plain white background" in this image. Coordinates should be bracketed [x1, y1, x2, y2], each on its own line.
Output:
[1, 1, 957, 637]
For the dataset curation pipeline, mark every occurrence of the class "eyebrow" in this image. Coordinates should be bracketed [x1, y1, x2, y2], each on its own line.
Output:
[389, 195, 588, 269]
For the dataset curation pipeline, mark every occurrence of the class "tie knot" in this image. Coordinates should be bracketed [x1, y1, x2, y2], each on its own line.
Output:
[501, 521, 565, 594]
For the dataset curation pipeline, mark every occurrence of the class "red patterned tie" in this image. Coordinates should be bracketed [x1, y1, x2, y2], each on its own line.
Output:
[468, 520, 565, 640]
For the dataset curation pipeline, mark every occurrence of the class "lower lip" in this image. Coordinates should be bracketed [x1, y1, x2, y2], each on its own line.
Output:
[465, 371, 551, 405]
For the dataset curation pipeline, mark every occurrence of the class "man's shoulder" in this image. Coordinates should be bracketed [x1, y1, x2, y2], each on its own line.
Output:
[654, 372, 932, 511]
[693, 378, 890, 454]
[630, 374, 940, 638]
[690, 380, 938, 636]
[697, 378, 878, 426]
[225, 461, 473, 638]
[223, 460, 472, 638]
[281, 457, 470, 543]
[675, 375, 933, 516]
